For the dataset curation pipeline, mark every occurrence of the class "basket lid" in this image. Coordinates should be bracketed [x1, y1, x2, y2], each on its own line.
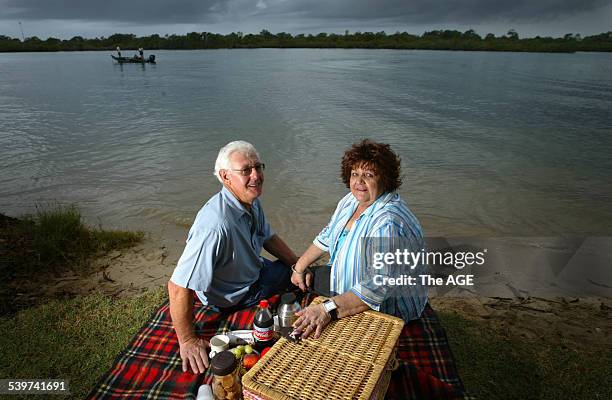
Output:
[243, 296, 405, 400]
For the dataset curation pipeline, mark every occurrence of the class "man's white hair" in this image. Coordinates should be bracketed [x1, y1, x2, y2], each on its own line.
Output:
[214, 141, 261, 183]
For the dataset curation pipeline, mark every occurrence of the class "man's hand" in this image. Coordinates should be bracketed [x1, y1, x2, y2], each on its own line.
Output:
[292, 304, 331, 339]
[179, 337, 210, 374]
[168, 281, 209, 373]
[291, 269, 312, 292]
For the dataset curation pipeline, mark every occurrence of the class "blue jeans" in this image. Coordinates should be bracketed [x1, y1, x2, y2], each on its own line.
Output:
[220, 259, 292, 313]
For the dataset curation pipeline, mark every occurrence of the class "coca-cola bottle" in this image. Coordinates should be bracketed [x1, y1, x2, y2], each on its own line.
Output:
[252, 299, 275, 351]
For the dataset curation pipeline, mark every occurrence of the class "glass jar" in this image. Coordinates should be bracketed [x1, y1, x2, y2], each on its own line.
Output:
[211, 351, 242, 400]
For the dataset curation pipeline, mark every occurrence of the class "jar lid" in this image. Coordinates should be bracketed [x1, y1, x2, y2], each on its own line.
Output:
[280, 292, 297, 304]
[210, 350, 237, 376]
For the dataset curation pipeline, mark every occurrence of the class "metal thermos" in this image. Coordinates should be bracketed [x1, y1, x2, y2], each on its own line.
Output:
[278, 292, 301, 328]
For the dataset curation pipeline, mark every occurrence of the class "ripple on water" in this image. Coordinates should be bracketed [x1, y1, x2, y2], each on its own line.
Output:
[1, 50, 612, 238]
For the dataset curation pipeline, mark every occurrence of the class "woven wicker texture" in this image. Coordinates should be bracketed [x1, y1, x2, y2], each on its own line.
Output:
[242, 297, 404, 400]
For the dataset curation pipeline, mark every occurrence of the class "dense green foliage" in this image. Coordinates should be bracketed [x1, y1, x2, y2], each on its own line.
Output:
[1, 29, 611, 53]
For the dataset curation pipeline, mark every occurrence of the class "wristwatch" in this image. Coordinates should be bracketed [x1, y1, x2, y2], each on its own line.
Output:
[323, 299, 339, 321]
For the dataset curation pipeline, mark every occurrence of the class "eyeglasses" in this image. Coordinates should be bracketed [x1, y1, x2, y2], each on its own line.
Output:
[229, 163, 265, 176]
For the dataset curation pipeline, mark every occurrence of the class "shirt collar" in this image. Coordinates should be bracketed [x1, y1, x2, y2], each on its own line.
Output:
[221, 186, 251, 217]
[351, 191, 397, 219]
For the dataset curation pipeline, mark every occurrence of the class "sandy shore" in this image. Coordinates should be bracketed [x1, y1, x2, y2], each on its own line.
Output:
[34, 237, 180, 300]
[9, 234, 609, 352]
[431, 296, 611, 350]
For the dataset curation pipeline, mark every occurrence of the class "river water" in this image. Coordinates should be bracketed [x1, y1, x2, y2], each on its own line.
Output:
[1, 49, 612, 255]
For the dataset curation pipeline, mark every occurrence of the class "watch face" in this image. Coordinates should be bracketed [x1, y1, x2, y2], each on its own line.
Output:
[324, 300, 336, 312]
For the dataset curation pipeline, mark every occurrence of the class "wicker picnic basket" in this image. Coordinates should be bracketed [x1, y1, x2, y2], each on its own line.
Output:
[242, 297, 404, 400]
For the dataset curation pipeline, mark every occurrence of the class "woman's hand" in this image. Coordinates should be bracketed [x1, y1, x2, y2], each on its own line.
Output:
[292, 304, 331, 339]
[291, 245, 325, 291]
[290, 267, 312, 292]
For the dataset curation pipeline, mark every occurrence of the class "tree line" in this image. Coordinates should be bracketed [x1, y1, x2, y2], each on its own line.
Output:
[1, 29, 611, 53]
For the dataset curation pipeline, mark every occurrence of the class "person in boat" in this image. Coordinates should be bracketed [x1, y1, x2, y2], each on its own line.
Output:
[168, 140, 298, 374]
[291, 139, 428, 339]
[116, 46, 121, 57]
[138, 47, 144, 60]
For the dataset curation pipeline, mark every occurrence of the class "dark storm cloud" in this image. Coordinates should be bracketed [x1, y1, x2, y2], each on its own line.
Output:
[255, 0, 612, 24]
[0, 0, 228, 24]
[2, 0, 610, 25]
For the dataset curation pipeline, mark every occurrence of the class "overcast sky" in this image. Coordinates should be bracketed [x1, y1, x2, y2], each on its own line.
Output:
[1, 0, 611, 40]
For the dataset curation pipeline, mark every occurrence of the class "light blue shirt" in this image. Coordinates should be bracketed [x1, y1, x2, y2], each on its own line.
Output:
[314, 191, 428, 322]
[170, 187, 275, 307]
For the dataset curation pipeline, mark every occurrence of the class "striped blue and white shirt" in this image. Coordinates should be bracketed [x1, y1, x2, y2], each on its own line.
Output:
[314, 191, 428, 322]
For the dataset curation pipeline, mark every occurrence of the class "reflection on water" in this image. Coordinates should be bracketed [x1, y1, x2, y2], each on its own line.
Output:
[1, 49, 612, 251]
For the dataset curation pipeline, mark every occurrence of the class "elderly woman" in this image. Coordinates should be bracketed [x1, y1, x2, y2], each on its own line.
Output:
[291, 139, 428, 339]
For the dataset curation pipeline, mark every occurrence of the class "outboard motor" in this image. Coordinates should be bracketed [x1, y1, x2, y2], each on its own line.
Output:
[148, 55, 156, 63]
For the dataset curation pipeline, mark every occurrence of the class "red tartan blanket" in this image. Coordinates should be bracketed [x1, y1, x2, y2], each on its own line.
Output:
[87, 296, 467, 399]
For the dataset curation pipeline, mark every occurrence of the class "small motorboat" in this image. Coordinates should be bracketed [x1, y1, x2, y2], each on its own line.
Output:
[111, 54, 156, 64]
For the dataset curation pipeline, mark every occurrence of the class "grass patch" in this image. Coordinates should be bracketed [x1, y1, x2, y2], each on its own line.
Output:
[0, 293, 608, 399]
[0, 288, 167, 399]
[4, 204, 143, 275]
[1, 205, 143, 314]
[438, 311, 612, 399]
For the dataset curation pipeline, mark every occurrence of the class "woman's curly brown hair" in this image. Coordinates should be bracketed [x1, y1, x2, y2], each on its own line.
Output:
[341, 139, 402, 192]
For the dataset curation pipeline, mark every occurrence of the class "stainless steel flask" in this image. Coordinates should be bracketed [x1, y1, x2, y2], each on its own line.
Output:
[278, 292, 301, 328]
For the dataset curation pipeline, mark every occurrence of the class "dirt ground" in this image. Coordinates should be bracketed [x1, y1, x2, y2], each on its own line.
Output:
[6, 235, 612, 352]
[14, 239, 176, 303]
[3, 234, 179, 314]
[430, 295, 611, 351]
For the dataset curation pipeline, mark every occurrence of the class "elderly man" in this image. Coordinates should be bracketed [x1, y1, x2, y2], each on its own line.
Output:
[168, 140, 298, 374]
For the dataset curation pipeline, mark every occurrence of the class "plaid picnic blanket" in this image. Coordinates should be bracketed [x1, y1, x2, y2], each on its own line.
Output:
[87, 296, 467, 399]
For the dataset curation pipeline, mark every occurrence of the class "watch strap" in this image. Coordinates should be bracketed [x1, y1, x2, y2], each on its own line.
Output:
[328, 307, 338, 321]
[323, 299, 339, 321]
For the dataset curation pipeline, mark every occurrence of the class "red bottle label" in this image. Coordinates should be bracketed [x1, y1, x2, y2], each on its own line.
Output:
[253, 325, 274, 341]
